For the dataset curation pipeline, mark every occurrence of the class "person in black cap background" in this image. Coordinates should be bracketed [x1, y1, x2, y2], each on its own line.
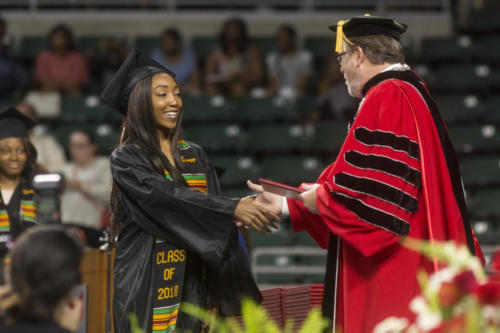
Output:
[248, 14, 485, 332]
[0, 107, 41, 255]
[101, 48, 278, 333]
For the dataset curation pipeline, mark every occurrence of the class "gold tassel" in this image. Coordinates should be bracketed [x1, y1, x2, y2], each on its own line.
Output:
[335, 20, 355, 53]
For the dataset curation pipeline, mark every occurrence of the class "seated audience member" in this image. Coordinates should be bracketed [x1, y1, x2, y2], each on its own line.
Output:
[0, 17, 21, 99]
[0, 225, 84, 333]
[266, 24, 313, 98]
[151, 27, 200, 94]
[87, 37, 128, 91]
[0, 107, 40, 254]
[205, 18, 263, 97]
[34, 24, 89, 95]
[60, 130, 111, 229]
[312, 54, 358, 122]
[16, 102, 66, 172]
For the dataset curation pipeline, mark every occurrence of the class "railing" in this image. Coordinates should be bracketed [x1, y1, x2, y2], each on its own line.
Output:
[252, 246, 327, 287]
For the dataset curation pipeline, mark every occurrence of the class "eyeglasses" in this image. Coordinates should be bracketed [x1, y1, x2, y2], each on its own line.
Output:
[336, 52, 347, 65]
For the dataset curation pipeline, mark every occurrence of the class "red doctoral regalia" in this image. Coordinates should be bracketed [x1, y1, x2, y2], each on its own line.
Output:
[287, 69, 484, 333]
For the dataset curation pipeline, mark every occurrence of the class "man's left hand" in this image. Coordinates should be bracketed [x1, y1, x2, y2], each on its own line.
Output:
[300, 183, 320, 214]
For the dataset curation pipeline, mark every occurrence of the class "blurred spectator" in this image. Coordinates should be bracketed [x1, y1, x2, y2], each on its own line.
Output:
[0, 18, 22, 99]
[151, 27, 200, 94]
[60, 130, 111, 230]
[0, 107, 40, 258]
[87, 37, 127, 91]
[16, 102, 66, 172]
[312, 54, 358, 122]
[34, 24, 89, 95]
[0, 225, 84, 333]
[266, 24, 313, 98]
[205, 18, 263, 97]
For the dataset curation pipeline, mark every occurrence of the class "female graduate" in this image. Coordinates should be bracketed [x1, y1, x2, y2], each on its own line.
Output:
[0, 107, 39, 249]
[100, 48, 278, 333]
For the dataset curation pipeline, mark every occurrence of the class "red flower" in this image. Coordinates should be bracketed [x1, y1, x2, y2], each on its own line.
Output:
[428, 315, 465, 333]
[474, 282, 500, 305]
[438, 281, 462, 308]
[452, 270, 477, 294]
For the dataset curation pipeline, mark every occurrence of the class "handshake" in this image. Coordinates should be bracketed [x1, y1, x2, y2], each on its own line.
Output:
[233, 180, 320, 233]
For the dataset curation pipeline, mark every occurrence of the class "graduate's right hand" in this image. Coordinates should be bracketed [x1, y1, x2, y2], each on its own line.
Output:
[234, 196, 279, 233]
[247, 180, 283, 216]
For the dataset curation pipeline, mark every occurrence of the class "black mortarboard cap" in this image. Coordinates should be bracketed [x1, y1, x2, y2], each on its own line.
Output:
[329, 14, 407, 53]
[99, 47, 175, 115]
[0, 107, 36, 140]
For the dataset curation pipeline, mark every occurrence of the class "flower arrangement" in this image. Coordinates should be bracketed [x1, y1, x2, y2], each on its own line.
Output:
[374, 239, 500, 333]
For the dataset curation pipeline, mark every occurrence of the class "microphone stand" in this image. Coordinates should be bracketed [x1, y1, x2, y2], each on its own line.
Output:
[100, 228, 113, 333]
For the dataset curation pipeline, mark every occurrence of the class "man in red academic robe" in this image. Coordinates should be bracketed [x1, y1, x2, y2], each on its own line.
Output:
[248, 15, 484, 333]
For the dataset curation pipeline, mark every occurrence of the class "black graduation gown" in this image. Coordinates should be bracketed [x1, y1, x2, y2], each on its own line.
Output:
[110, 141, 262, 333]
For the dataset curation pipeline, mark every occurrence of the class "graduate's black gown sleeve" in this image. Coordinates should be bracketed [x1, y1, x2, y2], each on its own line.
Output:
[111, 143, 261, 333]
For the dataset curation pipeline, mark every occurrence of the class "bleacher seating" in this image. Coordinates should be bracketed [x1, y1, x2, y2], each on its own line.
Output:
[1, 8, 500, 288]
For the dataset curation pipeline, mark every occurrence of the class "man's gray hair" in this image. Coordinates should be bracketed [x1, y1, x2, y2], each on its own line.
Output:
[347, 35, 405, 65]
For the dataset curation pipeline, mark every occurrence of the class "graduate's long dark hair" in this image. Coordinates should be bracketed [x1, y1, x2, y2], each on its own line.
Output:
[109, 73, 187, 237]
[20, 137, 39, 181]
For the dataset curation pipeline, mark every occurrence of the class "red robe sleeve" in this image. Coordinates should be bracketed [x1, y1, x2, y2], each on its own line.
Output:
[291, 81, 422, 257]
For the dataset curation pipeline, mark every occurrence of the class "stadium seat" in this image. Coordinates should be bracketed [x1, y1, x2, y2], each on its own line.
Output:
[447, 123, 500, 153]
[247, 123, 313, 153]
[209, 154, 260, 186]
[475, 36, 500, 63]
[419, 36, 477, 62]
[134, 36, 160, 54]
[431, 63, 493, 92]
[182, 94, 233, 122]
[459, 155, 500, 186]
[465, 10, 500, 33]
[260, 155, 323, 185]
[469, 189, 500, 218]
[94, 123, 120, 154]
[311, 120, 348, 153]
[304, 36, 332, 59]
[75, 36, 102, 54]
[254, 36, 275, 57]
[251, 226, 292, 247]
[483, 95, 500, 122]
[17, 36, 47, 61]
[183, 123, 248, 152]
[61, 95, 116, 122]
[235, 96, 299, 122]
[190, 36, 217, 60]
[471, 218, 500, 245]
[291, 231, 318, 247]
[433, 94, 485, 123]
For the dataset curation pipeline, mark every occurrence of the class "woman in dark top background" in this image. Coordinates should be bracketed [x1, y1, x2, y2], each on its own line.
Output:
[101, 48, 277, 333]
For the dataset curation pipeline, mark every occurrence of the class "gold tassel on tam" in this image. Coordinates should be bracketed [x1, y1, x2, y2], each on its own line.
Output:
[335, 20, 354, 53]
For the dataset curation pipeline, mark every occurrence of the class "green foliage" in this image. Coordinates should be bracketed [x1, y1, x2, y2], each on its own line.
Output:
[127, 298, 330, 333]
[181, 298, 330, 333]
[128, 313, 145, 333]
